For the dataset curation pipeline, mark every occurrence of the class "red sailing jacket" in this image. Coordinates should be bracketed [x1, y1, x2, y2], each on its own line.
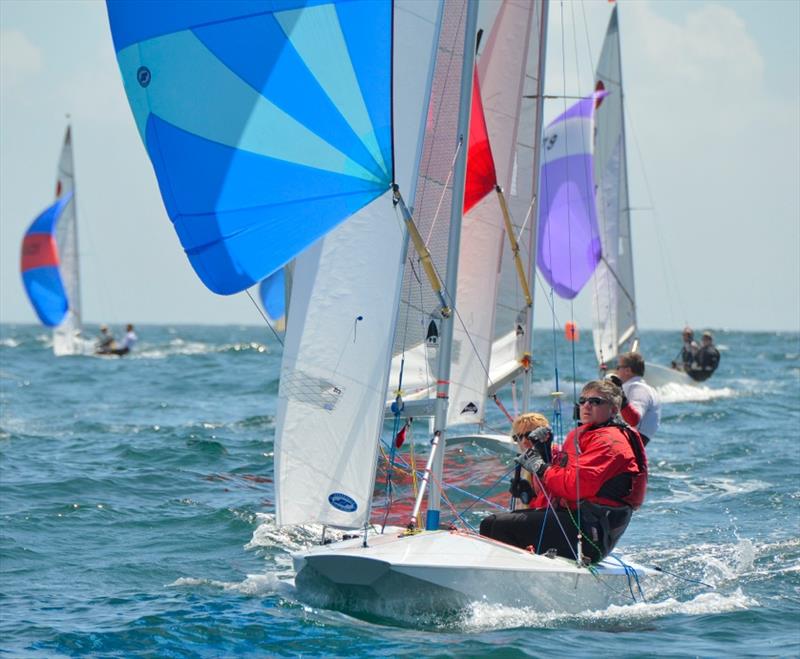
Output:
[531, 421, 647, 510]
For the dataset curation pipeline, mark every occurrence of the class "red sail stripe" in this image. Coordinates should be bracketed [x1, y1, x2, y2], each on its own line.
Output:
[21, 233, 59, 271]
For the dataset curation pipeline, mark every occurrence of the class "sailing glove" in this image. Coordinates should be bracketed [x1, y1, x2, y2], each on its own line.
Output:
[528, 426, 553, 444]
[515, 447, 548, 478]
[529, 425, 553, 462]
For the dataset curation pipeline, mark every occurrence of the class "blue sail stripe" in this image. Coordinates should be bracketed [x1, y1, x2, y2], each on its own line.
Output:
[106, 0, 336, 52]
[192, 12, 388, 183]
[275, 3, 389, 178]
[22, 267, 68, 327]
[117, 32, 381, 183]
[335, 1, 392, 177]
[107, 0, 392, 294]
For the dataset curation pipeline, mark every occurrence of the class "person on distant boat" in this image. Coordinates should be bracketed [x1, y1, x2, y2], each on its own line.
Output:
[611, 351, 661, 445]
[671, 326, 699, 372]
[111, 324, 137, 356]
[95, 324, 116, 355]
[479, 380, 648, 563]
[689, 331, 720, 382]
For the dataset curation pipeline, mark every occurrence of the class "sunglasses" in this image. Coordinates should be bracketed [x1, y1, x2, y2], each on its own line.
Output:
[578, 396, 609, 407]
[512, 432, 531, 442]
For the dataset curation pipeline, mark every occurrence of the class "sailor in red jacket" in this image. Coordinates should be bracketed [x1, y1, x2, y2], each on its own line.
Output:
[480, 379, 648, 563]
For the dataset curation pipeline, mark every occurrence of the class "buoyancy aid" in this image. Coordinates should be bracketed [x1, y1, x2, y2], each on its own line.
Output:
[596, 420, 648, 509]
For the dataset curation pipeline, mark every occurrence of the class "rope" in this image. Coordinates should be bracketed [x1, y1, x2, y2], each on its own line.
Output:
[607, 554, 646, 601]
[244, 289, 284, 347]
[651, 564, 715, 590]
[492, 394, 515, 424]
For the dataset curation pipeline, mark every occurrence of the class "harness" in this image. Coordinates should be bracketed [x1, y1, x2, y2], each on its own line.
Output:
[595, 420, 648, 509]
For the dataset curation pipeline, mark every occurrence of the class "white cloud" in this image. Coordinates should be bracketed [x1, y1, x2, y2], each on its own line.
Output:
[624, 2, 767, 137]
[0, 29, 43, 88]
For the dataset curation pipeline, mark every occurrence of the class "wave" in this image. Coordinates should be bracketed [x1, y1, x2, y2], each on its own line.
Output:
[657, 382, 736, 403]
[135, 339, 272, 360]
[170, 572, 295, 598]
[459, 588, 756, 632]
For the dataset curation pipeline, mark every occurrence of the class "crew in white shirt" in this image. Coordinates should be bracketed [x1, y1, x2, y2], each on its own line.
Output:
[615, 351, 661, 443]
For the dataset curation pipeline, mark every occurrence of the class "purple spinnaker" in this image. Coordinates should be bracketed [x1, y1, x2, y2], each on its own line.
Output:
[537, 93, 604, 299]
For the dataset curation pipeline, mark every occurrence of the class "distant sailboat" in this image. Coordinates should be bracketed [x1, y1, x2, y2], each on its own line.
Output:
[591, 7, 696, 387]
[20, 126, 93, 356]
[258, 269, 287, 335]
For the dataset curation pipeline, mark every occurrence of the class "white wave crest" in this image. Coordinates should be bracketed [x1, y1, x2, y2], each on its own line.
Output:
[170, 573, 295, 597]
[657, 382, 735, 403]
[460, 588, 756, 632]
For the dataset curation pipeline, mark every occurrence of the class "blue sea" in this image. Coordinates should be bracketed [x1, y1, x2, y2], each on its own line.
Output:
[1, 324, 798, 657]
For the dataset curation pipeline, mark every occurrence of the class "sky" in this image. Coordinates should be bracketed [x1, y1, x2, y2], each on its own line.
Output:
[1, 0, 798, 332]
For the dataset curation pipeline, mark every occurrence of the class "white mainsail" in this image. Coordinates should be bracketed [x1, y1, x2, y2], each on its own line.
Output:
[591, 7, 637, 368]
[274, 1, 443, 529]
[448, 0, 543, 426]
[52, 126, 87, 357]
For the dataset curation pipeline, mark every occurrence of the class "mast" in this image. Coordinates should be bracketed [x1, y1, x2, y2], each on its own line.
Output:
[521, 1, 549, 413]
[426, 0, 479, 531]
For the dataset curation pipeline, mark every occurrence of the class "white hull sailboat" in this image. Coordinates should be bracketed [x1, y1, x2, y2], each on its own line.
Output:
[21, 125, 94, 356]
[285, 0, 654, 614]
[108, 0, 657, 617]
[592, 8, 698, 389]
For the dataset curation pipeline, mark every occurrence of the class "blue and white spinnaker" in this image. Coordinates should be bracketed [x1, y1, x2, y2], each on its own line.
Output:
[107, 1, 393, 294]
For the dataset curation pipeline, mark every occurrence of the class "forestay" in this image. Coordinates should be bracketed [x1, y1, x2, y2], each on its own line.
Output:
[107, 1, 394, 294]
[275, 1, 442, 529]
[592, 6, 637, 366]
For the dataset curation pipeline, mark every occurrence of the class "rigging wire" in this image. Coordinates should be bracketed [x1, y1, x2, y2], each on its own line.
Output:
[244, 288, 283, 347]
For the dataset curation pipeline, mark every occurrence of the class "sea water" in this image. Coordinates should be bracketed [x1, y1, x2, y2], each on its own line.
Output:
[1, 325, 798, 657]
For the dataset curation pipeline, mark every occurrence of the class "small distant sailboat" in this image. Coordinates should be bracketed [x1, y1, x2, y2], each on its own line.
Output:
[258, 268, 287, 335]
[591, 7, 697, 388]
[20, 126, 93, 356]
[108, 0, 656, 615]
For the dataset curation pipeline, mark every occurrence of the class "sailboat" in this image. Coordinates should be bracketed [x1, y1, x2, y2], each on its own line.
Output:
[107, 0, 655, 615]
[591, 7, 696, 388]
[20, 126, 93, 356]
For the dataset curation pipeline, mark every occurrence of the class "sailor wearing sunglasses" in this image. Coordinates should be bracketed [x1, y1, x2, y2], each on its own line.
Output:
[479, 379, 648, 563]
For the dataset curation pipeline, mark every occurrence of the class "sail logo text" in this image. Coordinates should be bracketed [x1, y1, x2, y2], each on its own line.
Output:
[137, 66, 151, 87]
[328, 493, 357, 513]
